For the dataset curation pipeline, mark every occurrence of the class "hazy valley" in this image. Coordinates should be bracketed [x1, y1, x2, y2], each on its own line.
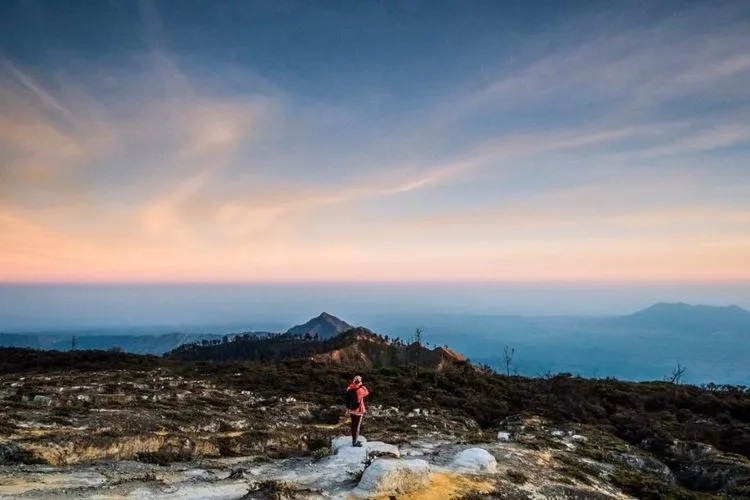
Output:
[3, 302, 749, 385]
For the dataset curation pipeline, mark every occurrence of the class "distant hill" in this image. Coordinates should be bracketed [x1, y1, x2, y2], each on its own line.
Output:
[169, 317, 469, 373]
[0, 332, 272, 355]
[286, 312, 354, 340]
[613, 302, 750, 333]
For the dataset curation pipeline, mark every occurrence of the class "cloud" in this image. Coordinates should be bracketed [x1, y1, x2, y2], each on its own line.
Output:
[1, 1, 749, 282]
[1, 60, 75, 119]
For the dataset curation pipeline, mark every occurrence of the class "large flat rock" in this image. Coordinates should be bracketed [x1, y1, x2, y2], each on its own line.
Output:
[331, 435, 400, 459]
[332, 435, 368, 454]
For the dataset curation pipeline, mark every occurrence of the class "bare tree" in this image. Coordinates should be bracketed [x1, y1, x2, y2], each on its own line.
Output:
[503, 345, 515, 376]
[668, 361, 687, 384]
[70, 335, 77, 368]
[414, 327, 424, 377]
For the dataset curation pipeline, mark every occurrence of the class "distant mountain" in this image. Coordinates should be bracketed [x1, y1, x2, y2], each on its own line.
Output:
[169, 319, 470, 373]
[286, 312, 354, 340]
[0, 332, 272, 355]
[614, 302, 750, 333]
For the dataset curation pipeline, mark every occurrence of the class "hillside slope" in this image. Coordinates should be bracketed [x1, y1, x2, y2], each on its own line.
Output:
[169, 326, 469, 373]
[310, 327, 466, 371]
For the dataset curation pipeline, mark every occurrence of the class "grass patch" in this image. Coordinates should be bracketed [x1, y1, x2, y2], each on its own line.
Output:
[108, 473, 161, 486]
[610, 469, 722, 500]
[311, 447, 331, 461]
[557, 464, 593, 485]
[135, 450, 192, 466]
[0, 419, 17, 435]
[461, 431, 495, 444]
[517, 434, 566, 451]
[0, 444, 46, 465]
[506, 469, 528, 484]
[555, 453, 601, 485]
[244, 480, 299, 500]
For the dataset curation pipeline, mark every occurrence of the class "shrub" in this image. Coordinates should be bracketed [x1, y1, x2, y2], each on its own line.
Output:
[243, 480, 298, 500]
[507, 469, 528, 484]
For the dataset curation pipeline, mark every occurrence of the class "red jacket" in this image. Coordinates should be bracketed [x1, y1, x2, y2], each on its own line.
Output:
[347, 383, 369, 415]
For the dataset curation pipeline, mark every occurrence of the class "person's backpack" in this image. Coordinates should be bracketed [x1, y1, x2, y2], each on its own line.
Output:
[344, 387, 360, 410]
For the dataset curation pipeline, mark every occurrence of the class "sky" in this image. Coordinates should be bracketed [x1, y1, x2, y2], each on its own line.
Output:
[1, 0, 749, 284]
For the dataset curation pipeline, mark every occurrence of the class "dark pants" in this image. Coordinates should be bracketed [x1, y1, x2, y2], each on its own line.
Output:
[350, 413, 363, 443]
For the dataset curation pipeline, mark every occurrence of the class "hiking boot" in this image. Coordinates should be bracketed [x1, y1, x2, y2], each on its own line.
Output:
[353, 441, 363, 447]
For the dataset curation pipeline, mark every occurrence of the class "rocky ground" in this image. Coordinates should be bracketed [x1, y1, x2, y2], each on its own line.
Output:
[1, 370, 749, 498]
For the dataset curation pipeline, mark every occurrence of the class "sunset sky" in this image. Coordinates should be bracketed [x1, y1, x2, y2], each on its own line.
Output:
[1, 0, 749, 283]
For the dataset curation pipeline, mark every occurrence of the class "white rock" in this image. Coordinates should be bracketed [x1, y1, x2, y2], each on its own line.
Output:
[450, 448, 497, 473]
[497, 431, 511, 442]
[333, 439, 399, 462]
[335, 445, 367, 462]
[351, 459, 430, 497]
[550, 430, 565, 437]
[32, 395, 53, 406]
[332, 435, 369, 454]
[183, 469, 215, 481]
[127, 482, 248, 500]
[571, 434, 587, 443]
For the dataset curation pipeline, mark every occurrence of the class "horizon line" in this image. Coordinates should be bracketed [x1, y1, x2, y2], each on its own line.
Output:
[2, 279, 750, 287]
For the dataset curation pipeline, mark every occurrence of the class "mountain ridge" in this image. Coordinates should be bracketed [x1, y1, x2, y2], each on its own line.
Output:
[614, 301, 750, 332]
[170, 319, 470, 373]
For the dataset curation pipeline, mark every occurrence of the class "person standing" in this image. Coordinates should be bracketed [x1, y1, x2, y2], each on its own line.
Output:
[345, 375, 369, 447]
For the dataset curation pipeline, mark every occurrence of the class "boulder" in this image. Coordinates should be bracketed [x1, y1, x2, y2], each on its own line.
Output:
[450, 448, 497, 473]
[32, 395, 54, 407]
[352, 459, 430, 497]
[497, 431, 511, 442]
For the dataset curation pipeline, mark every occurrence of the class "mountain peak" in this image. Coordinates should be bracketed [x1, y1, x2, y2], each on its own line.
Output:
[286, 313, 354, 340]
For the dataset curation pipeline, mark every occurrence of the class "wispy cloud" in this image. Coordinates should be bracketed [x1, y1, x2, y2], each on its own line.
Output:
[1, 1, 749, 282]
